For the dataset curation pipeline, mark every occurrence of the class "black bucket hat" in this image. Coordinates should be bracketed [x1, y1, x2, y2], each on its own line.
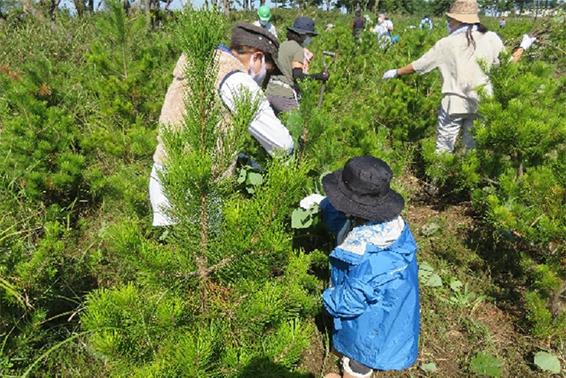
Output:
[287, 16, 318, 35]
[231, 22, 283, 74]
[322, 156, 404, 222]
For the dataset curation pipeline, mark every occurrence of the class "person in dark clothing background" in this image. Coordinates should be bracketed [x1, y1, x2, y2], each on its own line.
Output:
[352, 8, 365, 39]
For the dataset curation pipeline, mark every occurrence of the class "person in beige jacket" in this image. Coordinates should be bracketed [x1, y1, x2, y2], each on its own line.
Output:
[150, 23, 294, 226]
[382, 0, 536, 154]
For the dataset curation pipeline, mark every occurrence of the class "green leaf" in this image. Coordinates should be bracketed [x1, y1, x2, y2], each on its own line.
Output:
[450, 279, 463, 292]
[419, 261, 435, 272]
[419, 262, 442, 287]
[237, 168, 247, 184]
[534, 351, 561, 374]
[470, 352, 503, 377]
[291, 208, 313, 229]
[421, 221, 440, 236]
[246, 172, 264, 187]
[425, 273, 443, 288]
[420, 362, 438, 373]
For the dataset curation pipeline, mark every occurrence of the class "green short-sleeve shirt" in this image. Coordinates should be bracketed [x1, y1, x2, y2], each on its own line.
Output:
[266, 40, 304, 98]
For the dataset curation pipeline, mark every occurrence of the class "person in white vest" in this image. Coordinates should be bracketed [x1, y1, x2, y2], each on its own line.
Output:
[149, 23, 294, 226]
[382, 0, 536, 154]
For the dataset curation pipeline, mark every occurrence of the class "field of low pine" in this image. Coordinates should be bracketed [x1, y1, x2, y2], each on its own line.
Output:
[0, 5, 564, 377]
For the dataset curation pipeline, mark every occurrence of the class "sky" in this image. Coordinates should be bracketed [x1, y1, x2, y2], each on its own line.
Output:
[59, 0, 278, 13]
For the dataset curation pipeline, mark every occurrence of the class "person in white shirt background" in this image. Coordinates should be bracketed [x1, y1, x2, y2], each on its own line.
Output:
[419, 15, 433, 30]
[149, 23, 293, 226]
[381, 0, 536, 154]
[254, 5, 278, 39]
[373, 13, 394, 47]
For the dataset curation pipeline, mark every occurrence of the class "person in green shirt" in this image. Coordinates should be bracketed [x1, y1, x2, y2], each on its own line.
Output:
[266, 16, 329, 114]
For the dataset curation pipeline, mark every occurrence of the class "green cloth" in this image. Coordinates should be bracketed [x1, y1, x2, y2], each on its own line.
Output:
[266, 40, 304, 98]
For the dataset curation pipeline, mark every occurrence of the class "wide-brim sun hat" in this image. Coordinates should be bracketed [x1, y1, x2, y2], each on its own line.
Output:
[231, 23, 283, 74]
[287, 16, 318, 36]
[322, 156, 404, 223]
[446, 0, 480, 24]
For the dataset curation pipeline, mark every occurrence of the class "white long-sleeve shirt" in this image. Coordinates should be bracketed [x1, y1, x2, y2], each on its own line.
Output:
[219, 71, 294, 155]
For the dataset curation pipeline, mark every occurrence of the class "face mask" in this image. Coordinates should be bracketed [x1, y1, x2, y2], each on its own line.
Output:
[248, 53, 266, 85]
[302, 36, 312, 47]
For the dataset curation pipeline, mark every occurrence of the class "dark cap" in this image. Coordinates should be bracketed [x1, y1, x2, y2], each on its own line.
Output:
[231, 22, 282, 74]
[231, 22, 279, 58]
[288, 16, 318, 36]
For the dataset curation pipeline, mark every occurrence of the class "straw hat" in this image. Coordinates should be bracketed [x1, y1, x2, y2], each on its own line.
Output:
[446, 0, 480, 24]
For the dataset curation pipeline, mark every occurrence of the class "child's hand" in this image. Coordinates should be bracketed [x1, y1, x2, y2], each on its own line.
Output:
[300, 194, 325, 209]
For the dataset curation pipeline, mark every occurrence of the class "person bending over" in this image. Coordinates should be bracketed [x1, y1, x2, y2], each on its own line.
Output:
[150, 23, 294, 226]
[266, 16, 329, 114]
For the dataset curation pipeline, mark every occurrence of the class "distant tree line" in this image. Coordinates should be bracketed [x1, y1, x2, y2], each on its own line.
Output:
[332, 0, 562, 15]
[0, 0, 562, 24]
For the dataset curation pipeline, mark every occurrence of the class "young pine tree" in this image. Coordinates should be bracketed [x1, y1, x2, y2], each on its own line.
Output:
[83, 9, 321, 376]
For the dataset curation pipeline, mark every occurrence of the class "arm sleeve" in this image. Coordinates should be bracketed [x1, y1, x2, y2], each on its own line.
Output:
[219, 72, 294, 155]
[323, 246, 411, 319]
[292, 45, 305, 65]
[292, 67, 326, 81]
[323, 275, 378, 318]
[411, 41, 441, 74]
[494, 33, 506, 65]
[320, 198, 347, 237]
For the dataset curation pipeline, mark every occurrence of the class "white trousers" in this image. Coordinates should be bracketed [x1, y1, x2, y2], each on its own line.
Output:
[149, 163, 176, 227]
[436, 107, 475, 153]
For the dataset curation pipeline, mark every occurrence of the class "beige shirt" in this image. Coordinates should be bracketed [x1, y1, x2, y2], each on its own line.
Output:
[412, 30, 505, 115]
[153, 51, 293, 165]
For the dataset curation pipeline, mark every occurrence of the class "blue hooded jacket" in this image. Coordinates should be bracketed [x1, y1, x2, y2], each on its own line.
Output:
[320, 199, 420, 371]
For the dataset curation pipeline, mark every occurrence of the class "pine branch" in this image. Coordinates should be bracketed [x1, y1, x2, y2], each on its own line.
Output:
[197, 193, 210, 311]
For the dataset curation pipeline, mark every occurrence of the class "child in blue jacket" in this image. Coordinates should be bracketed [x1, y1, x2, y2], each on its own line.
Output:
[302, 156, 420, 378]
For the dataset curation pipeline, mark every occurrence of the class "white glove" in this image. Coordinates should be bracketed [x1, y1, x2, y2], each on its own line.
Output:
[520, 34, 536, 50]
[382, 69, 398, 80]
[300, 194, 325, 210]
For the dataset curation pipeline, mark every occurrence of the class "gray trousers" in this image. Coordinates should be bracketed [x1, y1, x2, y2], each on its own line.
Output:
[267, 95, 299, 115]
[436, 107, 475, 153]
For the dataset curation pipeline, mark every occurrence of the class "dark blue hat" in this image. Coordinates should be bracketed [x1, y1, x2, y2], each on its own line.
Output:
[287, 16, 318, 35]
